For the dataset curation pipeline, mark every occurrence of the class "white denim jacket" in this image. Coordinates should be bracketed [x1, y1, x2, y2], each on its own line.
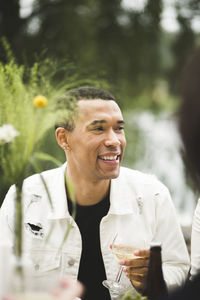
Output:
[191, 198, 200, 278]
[0, 164, 190, 298]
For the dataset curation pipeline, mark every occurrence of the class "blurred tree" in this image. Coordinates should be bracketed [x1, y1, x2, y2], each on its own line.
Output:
[0, 0, 24, 61]
[142, 0, 163, 76]
[0, 0, 165, 108]
[170, 1, 196, 93]
[0, 0, 21, 39]
[0, 0, 199, 108]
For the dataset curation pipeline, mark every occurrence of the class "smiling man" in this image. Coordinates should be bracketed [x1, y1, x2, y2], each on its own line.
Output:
[0, 87, 190, 300]
[57, 98, 126, 204]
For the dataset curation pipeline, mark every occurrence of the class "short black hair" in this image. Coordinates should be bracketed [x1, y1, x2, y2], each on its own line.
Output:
[66, 86, 116, 101]
[55, 86, 116, 131]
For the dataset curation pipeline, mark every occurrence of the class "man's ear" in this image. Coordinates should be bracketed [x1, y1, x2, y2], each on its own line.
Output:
[55, 127, 68, 150]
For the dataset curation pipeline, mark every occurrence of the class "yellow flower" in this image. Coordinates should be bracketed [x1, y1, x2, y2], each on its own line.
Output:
[33, 95, 48, 108]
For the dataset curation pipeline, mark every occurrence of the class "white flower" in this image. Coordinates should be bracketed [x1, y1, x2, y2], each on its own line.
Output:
[0, 124, 19, 145]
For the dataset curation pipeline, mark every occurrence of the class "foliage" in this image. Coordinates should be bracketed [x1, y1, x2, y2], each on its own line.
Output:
[26, 0, 164, 107]
[121, 291, 147, 300]
[0, 43, 70, 196]
[0, 41, 81, 261]
[0, 0, 184, 109]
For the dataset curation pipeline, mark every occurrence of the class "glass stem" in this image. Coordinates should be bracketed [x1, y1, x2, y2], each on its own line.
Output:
[115, 266, 124, 283]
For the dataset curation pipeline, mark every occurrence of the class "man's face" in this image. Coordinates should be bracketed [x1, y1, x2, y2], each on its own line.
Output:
[66, 99, 126, 181]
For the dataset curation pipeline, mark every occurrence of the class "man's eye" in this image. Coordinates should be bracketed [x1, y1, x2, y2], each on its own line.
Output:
[115, 127, 124, 131]
[94, 127, 104, 131]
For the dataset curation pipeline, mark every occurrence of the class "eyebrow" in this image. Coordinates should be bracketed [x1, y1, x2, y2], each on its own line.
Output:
[90, 120, 107, 126]
[87, 119, 125, 128]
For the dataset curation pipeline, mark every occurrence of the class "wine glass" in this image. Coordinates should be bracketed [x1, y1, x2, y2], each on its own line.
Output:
[102, 233, 148, 297]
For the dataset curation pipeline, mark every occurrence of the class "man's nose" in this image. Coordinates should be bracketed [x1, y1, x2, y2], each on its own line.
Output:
[104, 130, 120, 147]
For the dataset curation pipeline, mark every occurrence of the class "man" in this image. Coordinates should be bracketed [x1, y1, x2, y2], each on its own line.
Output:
[0, 87, 189, 300]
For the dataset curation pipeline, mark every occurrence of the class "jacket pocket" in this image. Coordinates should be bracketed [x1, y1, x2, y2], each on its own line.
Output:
[22, 249, 61, 291]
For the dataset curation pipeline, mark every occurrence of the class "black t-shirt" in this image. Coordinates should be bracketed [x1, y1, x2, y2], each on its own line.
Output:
[67, 192, 111, 300]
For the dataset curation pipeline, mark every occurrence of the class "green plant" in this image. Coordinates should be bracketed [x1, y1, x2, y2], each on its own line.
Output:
[0, 40, 81, 263]
[121, 291, 147, 300]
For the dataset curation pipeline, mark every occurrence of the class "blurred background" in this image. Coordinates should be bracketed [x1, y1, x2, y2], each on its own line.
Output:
[1, 0, 200, 243]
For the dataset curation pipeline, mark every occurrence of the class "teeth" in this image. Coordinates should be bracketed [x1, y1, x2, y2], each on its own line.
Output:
[100, 155, 119, 161]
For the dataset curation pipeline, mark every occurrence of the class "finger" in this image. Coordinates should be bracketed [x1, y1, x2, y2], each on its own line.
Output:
[124, 267, 148, 277]
[126, 272, 146, 282]
[120, 257, 149, 267]
[134, 249, 150, 258]
[131, 279, 144, 290]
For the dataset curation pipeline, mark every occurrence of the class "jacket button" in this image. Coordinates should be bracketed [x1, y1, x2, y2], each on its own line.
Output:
[68, 258, 75, 266]
[35, 264, 40, 271]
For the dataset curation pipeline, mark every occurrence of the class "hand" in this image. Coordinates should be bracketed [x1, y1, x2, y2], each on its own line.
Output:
[119, 249, 150, 292]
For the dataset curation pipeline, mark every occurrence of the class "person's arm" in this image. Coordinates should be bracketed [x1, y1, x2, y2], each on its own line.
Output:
[119, 181, 190, 292]
[191, 198, 200, 279]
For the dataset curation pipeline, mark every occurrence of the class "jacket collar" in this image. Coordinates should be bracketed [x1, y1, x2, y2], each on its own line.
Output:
[46, 163, 140, 219]
[46, 163, 70, 220]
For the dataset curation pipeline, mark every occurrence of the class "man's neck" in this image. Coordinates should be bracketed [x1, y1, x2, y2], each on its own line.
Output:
[66, 169, 110, 206]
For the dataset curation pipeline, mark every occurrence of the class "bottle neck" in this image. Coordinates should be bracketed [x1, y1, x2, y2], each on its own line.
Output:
[143, 245, 168, 299]
[149, 246, 162, 266]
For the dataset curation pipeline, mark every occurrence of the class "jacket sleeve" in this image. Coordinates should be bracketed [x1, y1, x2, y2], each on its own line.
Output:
[153, 182, 190, 291]
[190, 198, 200, 278]
[0, 185, 16, 247]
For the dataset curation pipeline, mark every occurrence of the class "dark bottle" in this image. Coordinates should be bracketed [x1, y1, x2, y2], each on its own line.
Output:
[143, 242, 168, 300]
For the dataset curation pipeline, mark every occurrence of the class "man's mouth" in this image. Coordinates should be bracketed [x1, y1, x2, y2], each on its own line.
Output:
[98, 155, 120, 161]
